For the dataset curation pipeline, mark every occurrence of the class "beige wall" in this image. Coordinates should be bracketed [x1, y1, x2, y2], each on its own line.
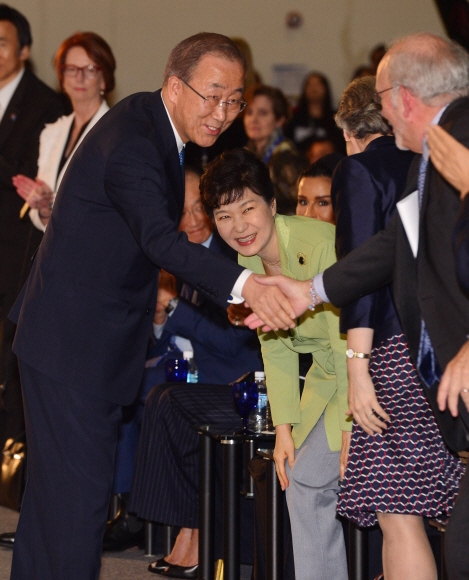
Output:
[13, 0, 446, 105]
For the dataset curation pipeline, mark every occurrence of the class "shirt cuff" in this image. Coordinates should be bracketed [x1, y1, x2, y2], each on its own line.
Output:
[313, 272, 330, 303]
[153, 321, 166, 339]
[228, 269, 253, 304]
[29, 208, 47, 232]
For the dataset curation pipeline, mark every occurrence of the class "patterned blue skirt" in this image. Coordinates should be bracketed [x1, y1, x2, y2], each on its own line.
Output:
[337, 334, 465, 527]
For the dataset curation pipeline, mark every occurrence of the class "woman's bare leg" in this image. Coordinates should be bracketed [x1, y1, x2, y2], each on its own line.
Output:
[377, 513, 437, 580]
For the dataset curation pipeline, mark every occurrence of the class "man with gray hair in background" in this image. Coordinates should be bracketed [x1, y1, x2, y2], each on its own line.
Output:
[250, 32, 469, 578]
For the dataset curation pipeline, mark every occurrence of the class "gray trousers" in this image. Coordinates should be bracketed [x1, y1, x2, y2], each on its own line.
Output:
[285, 415, 348, 580]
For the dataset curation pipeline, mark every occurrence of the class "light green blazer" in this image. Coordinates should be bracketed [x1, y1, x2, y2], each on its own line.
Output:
[238, 214, 351, 451]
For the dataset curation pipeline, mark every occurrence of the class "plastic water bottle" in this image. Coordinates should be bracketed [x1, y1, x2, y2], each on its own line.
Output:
[184, 351, 199, 383]
[248, 371, 273, 432]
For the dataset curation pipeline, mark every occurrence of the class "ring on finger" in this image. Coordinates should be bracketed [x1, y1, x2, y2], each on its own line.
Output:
[367, 412, 374, 418]
[463, 388, 469, 394]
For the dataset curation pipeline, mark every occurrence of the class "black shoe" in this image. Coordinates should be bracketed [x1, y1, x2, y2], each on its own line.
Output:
[160, 564, 198, 579]
[0, 532, 15, 548]
[148, 557, 172, 574]
[102, 512, 144, 551]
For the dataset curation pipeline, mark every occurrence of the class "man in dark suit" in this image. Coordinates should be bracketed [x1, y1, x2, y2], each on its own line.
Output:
[0, 5, 63, 450]
[249, 32, 469, 578]
[8, 32, 296, 580]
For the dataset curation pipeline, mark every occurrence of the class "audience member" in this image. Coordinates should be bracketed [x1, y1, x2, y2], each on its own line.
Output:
[332, 75, 463, 580]
[105, 167, 262, 557]
[13, 32, 115, 230]
[8, 32, 295, 580]
[0, 4, 63, 453]
[201, 148, 350, 580]
[244, 84, 294, 163]
[369, 43, 387, 73]
[304, 136, 336, 163]
[296, 153, 343, 222]
[284, 71, 343, 154]
[268, 149, 308, 215]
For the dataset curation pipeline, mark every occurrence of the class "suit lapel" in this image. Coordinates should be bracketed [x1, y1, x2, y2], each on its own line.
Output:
[150, 91, 184, 219]
[0, 69, 29, 150]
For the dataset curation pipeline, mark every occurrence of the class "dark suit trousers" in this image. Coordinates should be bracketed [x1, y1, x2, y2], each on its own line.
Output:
[129, 382, 240, 528]
[445, 468, 469, 579]
[11, 361, 121, 580]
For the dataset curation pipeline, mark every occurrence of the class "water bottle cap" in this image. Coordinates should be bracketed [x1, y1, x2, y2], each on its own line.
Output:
[254, 371, 265, 379]
[183, 350, 194, 360]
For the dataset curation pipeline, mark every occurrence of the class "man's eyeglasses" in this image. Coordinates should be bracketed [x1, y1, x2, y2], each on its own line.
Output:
[373, 85, 400, 105]
[62, 64, 102, 80]
[178, 77, 247, 113]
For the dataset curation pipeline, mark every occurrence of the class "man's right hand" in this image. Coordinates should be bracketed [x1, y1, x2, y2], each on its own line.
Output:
[243, 275, 313, 331]
[241, 274, 298, 331]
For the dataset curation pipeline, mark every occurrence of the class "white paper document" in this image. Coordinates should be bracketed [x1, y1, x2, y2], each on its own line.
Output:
[397, 190, 419, 258]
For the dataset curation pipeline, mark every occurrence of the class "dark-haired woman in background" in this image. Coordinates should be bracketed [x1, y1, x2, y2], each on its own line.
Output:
[13, 32, 115, 229]
[333, 76, 464, 580]
[296, 154, 343, 222]
[284, 71, 343, 154]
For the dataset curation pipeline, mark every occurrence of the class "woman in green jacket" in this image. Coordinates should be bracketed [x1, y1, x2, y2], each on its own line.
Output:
[200, 148, 351, 580]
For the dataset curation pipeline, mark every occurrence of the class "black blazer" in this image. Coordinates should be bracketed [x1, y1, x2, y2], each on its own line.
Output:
[332, 136, 414, 346]
[10, 90, 243, 405]
[0, 68, 63, 299]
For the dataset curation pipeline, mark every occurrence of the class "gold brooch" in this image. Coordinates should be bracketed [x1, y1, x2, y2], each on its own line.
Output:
[297, 252, 306, 266]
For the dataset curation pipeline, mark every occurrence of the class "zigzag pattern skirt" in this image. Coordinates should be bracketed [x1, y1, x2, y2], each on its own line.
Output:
[337, 334, 465, 527]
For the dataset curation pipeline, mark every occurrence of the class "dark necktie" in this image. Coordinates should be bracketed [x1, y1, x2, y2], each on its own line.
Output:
[416, 156, 442, 388]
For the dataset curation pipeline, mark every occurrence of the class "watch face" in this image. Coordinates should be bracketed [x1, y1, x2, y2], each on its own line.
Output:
[346, 349, 354, 358]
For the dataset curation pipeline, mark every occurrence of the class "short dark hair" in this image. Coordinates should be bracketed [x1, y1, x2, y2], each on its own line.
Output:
[0, 4, 32, 49]
[335, 76, 391, 139]
[300, 153, 344, 180]
[247, 85, 290, 121]
[200, 149, 274, 217]
[164, 32, 245, 83]
[54, 32, 116, 94]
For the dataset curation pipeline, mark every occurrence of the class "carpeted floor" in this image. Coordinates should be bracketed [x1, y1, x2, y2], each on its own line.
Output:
[0, 506, 252, 580]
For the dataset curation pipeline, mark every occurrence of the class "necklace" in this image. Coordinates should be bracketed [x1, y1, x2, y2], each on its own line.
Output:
[261, 256, 282, 267]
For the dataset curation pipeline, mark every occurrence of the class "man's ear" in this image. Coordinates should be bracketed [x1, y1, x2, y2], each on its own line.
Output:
[19, 44, 30, 63]
[271, 197, 277, 216]
[400, 86, 414, 119]
[166, 76, 183, 106]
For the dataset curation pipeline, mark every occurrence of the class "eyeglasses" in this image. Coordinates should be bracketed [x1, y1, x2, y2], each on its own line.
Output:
[373, 85, 400, 105]
[62, 64, 102, 80]
[178, 77, 247, 113]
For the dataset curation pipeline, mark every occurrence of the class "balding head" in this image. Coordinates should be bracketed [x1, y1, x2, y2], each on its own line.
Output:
[382, 32, 469, 107]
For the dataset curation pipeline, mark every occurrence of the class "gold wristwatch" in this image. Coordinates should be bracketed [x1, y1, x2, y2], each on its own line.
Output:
[346, 349, 371, 359]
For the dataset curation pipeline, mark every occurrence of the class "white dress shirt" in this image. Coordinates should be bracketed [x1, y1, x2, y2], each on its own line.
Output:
[0, 67, 24, 122]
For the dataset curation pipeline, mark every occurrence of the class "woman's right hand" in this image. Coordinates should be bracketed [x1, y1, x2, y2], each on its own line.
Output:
[12, 174, 53, 208]
[347, 361, 390, 435]
[273, 423, 295, 490]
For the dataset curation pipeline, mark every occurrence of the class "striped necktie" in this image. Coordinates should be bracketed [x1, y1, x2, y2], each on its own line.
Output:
[416, 156, 442, 388]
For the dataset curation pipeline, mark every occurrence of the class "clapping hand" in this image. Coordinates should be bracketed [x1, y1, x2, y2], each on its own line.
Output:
[12, 174, 54, 209]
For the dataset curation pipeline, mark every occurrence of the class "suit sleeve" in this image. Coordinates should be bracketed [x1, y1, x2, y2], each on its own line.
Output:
[164, 298, 259, 358]
[455, 195, 469, 294]
[333, 157, 382, 331]
[323, 212, 397, 308]
[104, 136, 243, 308]
[259, 329, 301, 427]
